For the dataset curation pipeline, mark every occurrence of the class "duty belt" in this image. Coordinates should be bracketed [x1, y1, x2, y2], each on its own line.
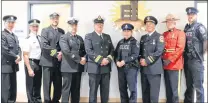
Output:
[164, 48, 175, 52]
[29, 58, 40, 62]
[124, 63, 138, 68]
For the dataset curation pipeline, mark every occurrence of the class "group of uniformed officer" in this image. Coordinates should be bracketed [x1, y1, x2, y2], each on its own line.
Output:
[1, 6, 207, 103]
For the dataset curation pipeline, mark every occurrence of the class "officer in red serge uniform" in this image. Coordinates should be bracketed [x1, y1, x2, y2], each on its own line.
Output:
[162, 14, 186, 103]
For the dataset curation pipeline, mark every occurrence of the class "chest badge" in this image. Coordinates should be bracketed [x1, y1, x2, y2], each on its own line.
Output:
[152, 39, 155, 45]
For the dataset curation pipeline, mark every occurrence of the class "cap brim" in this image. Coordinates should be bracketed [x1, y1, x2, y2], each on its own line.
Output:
[145, 20, 156, 24]
[5, 20, 16, 22]
[187, 12, 197, 15]
[94, 21, 104, 24]
[29, 22, 40, 26]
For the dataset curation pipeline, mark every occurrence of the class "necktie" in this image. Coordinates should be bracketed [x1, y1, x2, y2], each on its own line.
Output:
[55, 29, 58, 32]
[36, 35, 41, 46]
[100, 35, 104, 46]
[100, 35, 103, 40]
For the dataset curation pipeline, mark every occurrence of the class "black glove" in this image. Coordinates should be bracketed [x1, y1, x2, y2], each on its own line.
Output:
[163, 59, 171, 66]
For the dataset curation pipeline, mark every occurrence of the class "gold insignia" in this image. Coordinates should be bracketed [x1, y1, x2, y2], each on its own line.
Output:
[98, 15, 102, 20]
[159, 36, 164, 42]
[34, 20, 37, 24]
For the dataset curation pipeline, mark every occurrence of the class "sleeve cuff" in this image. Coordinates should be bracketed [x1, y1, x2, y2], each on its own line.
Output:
[94, 55, 103, 64]
[145, 56, 154, 65]
[107, 55, 113, 62]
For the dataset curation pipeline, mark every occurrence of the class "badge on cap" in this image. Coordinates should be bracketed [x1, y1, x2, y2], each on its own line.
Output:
[125, 24, 128, 29]
[11, 16, 14, 20]
[147, 16, 150, 21]
[72, 19, 75, 22]
[34, 20, 37, 24]
[98, 15, 102, 20]
[189, 9, 191, 13]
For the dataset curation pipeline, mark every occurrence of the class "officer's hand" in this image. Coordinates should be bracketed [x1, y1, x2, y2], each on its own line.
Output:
[140, 59, 147, 66]
[28, 69, 35, 77]
[101, 58, 109, 66]
[57, 52, 62, 61]
[163, 59, 171, 66]
[116, 61, 122, 67]
[15, 55, 21, 64]
[120, 60, 125, 67]
[80, 57, 86, 65]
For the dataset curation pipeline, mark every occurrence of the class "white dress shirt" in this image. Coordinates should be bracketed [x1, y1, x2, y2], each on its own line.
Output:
[22, 33, 41, 59]
[147, 30, 156, 36]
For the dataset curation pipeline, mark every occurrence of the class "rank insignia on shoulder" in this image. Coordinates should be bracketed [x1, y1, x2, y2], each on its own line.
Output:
[159, 36, 164, 42]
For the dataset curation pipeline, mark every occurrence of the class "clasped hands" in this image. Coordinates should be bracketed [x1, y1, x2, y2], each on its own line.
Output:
[15, 55, 21, 64]
[140, 58, 147, 66]
[116, 60, 125, 68]
[57, 52, 62, 61]
[80, 57, 86, 65]
[101, 58, 110, 66]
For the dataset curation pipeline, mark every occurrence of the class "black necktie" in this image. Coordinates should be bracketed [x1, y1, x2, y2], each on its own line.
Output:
[99, 35, 103, 40]
[100, 35, 104, 45]
[55, 29, 58, 32]
[36, 36, 41, 46]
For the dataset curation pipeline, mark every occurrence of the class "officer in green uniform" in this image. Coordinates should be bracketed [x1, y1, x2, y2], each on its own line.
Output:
[84, 15, 114, 103]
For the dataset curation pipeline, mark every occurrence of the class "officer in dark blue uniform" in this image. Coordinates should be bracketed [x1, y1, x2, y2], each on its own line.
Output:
[114, 23, 140, 103]
[139, 16, 164, 103]
[1, 15, 22, 103]
[184, 7, 207, 103]
[59, 17, 86, 103]
[84, 15, 114, 103]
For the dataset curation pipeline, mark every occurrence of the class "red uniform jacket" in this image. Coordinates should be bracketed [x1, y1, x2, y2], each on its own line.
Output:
[162, 28, 186, 70]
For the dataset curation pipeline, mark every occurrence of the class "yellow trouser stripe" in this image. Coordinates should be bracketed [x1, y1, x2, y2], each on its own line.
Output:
[178, 70, 181, 98]
[95, 55, 102, 62]
[148, 56, 153, 63]
[107, 55, 113, 60]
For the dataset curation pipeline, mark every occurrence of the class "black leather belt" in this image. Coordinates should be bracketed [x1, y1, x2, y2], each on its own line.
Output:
[29, 58, 40, 62]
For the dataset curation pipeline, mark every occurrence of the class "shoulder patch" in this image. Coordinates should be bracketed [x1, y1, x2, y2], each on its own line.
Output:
[199, 26, 206, 34]
[159, 35, 164, 42]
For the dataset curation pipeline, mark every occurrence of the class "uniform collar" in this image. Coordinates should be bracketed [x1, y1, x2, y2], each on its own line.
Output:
[147, 30, 155, 36]
[29, 32, 37, 36]
[189, 21, 197, 27]
[124, 36, 133, 42]
[50, 25, 58, 30]
[69, 32, 77, 37]
[168, 27, 176, 32]
[95, 31, 102, 36]
[4, 28, 13, 34]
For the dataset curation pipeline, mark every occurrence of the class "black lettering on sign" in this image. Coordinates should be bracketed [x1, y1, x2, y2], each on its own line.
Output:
[120, 1, 138, 21]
